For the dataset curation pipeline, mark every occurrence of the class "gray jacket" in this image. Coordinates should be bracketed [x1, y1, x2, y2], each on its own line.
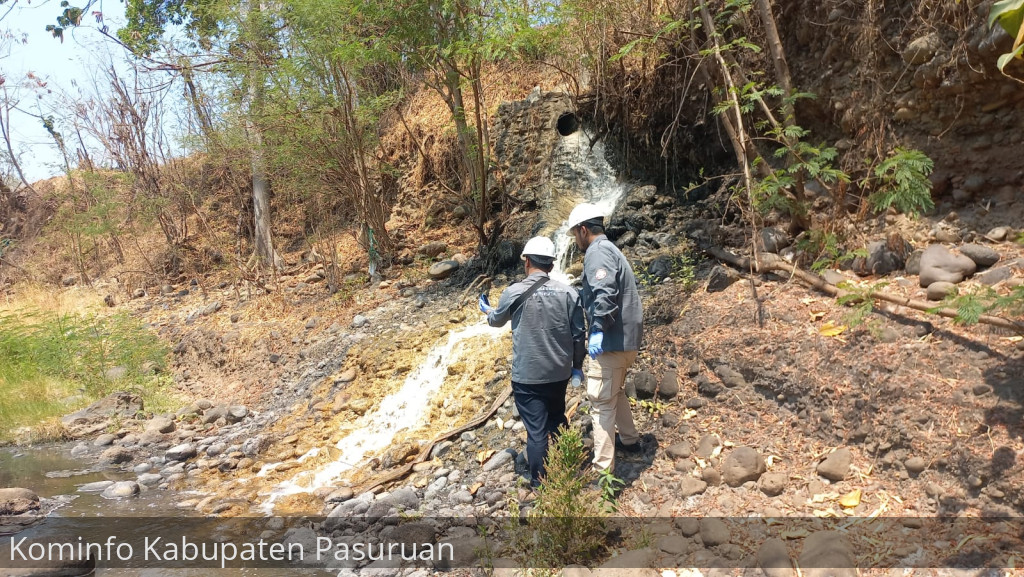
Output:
[486, 272, 586, 384]
[581, 235, 643, 351]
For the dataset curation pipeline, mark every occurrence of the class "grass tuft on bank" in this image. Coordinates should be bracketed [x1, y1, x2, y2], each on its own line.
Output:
[0, 307, 174, 442]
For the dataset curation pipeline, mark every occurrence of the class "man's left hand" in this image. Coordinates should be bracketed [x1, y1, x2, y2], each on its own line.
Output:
[588, 331, 604, 359]
[478, 294, 493, 314]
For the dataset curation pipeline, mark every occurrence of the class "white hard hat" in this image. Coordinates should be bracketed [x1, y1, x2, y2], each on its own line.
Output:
[521, 236, 556, 260]
[565, 203, 606, 233]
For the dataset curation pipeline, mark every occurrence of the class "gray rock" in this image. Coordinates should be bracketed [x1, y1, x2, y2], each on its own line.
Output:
[352, 315, 369, 328]
[658, 370, 679, 399]
[632, 371, 657, 399]
[384, 487, 420, 511]
[137, 473, 163, 486]
[0, 488, 39, 515]
[959, 243, 1000, 267]
[679, 477, 708, 497]
[616, 230, 638, 248]
[146, 417, 176, 434]
[657, 535, 690, 555]
[386, 521, 437, 548]
[201, 406, 227, 425]
[696, 435, 722, 459]
[853, 238, 911, 276]
[100, 446, 134, 465]
[430, 441, 453, 459]
[241, 435, 271, 458]
[70, 443, 90, 457]
[418, 241, 447, 258]
[94, 434, 117, 447]
[675, 517, 700, 536]
[133, 463, 152, 473]
[666, 441, 692, 459]
[78, 481, 115, 493]
[919, 245, 976, 287]
[721, 446, 766, 487]
[449, 490, 474, 504]
[760, 472, 787, 496]
[798, 531, 856, 577]
[986, 226, 1012, 242]
[977, 266, 1013, 286]
[428, 260, 460, 280]
[482, 449, 516, 472]
[205, 442, 227, 457]
[903, 33, 941, 65]
[926, 281, 957, 301]
[595, 548, 658, 575]
[904, 457, 927, 475]
[714, 365, 746, 388]
[817, 448, 853, 481]
[904, 249, 923, 275]
[695, 374, 722, 398]
[647, 256, 673, 281]
[700, 518, 730, 546]
[165, 443, 197, 462]
[61, 391, 144, 438]
[101, 481, 140, 499]
[201, 301, 222, 316]
[758, 538, 796, 577]
[760, 227, 791, 254]
[706, 265, 741, 292]
[225, 405, 248, 423]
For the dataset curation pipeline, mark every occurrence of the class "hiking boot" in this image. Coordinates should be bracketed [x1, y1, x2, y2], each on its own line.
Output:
[615, 434, 642, 454]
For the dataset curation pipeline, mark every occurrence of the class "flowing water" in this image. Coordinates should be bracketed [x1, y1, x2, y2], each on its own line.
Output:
[1, 125, 631, 576]
[260, 321, 506, 512]
[547, 129, 630, 284]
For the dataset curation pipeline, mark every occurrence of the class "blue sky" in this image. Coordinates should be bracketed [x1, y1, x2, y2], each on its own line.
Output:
[1, 0, 130, 181]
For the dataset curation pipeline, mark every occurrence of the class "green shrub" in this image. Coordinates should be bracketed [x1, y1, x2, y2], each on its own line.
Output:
[0, 308, 170, 440]
[504, 423, 607, 568]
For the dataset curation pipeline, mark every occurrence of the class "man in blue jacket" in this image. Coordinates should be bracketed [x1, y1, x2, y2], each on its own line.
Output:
[480, 236, 586, 488]
[567, 203, 644, 473]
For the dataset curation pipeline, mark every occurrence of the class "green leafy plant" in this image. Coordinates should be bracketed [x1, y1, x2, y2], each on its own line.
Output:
[988, 0, 1024, 76]
[504, 423, 607, 567]
[835, 280, 889, 331]
[596, 468, 625, 513]
[866, 148, 935, 217]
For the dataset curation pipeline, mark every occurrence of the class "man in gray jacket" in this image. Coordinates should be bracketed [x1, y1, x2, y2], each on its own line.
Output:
[567, 203, 644, 473]
[479, 236, 587, 488]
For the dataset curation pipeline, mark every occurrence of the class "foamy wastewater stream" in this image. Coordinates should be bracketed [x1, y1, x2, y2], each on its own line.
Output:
[259, 321, 507, 512]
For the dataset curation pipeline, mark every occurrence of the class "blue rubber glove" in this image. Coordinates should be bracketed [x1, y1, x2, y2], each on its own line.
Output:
[478, 293, 493, 314]
[588, 331, 604, 359]
[571, 368, 584, 388]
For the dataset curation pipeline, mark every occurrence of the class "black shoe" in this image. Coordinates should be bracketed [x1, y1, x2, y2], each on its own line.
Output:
[615, 434, 642, 454]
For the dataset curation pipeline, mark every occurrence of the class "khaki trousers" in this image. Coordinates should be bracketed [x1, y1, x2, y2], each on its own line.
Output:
[585, 350, 639, 472]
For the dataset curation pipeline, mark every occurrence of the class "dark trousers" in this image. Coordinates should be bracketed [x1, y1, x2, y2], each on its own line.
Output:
[512, 379, 569, 487]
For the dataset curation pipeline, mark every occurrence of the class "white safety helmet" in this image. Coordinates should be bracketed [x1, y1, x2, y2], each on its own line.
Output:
[521, 236, 556, 263]
[565, 202, 606, 233]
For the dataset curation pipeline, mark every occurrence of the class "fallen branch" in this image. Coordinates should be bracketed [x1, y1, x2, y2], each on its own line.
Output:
[705, 245, 1024, 335]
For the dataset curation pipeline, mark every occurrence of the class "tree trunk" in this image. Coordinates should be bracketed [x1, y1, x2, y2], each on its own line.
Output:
[244, 0, 283, 271]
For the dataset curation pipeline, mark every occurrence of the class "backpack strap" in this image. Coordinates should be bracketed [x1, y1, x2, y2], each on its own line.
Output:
[509, 276, 550, 316]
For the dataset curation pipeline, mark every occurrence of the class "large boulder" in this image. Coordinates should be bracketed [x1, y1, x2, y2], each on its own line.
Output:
[60, 392, 143, 438]
[919, 245, 976, 287]
[722, 447, 766, 487]
[0, 488, 40, 515]
[428, 260, 460, 280]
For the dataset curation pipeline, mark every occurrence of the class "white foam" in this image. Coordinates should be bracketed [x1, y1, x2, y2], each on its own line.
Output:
[261, 321, 505, 512]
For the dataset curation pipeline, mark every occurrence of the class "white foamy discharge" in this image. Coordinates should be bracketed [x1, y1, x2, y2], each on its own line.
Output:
[261, 321, 505, 511]
[549, 130, 629, 284]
